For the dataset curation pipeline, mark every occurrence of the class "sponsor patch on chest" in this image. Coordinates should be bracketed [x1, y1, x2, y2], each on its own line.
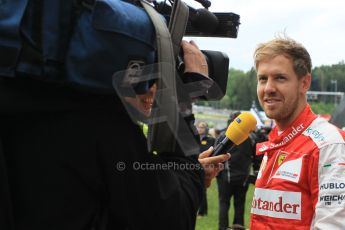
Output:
[251, 188, 301, 220]
[272, 156, 303, 183]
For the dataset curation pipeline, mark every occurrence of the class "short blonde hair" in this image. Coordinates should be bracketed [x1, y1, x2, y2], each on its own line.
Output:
[196, 121, 208, 129]
[254, 36, 312, 78]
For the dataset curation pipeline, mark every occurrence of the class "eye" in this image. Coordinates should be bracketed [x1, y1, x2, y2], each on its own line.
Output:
[257, 75, 267, 82]
[276, 74, 286, 81]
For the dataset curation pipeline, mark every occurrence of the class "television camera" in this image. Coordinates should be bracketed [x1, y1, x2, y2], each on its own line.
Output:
[112, 0, 241, 154]
[152, 0, 240, 100]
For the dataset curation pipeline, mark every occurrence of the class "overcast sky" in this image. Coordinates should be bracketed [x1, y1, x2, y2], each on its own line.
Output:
[183, 0, 345, 71]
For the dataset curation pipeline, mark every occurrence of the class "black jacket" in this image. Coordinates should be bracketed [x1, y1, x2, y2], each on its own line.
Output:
[199, 135, 215, 153]
[216, 131, 256, 182]
[0, 78, 204, 230]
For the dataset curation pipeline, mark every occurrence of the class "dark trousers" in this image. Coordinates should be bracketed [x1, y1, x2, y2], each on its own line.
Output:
[198, 187, 208, 215]
[216, 177, 248, 230]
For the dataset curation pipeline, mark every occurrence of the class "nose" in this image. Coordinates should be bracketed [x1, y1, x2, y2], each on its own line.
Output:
[263, 77, 276, 94]
[148, 83, 157, 95]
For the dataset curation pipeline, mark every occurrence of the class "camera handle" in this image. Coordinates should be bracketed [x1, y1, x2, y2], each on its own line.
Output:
[168, 0, 189, 58]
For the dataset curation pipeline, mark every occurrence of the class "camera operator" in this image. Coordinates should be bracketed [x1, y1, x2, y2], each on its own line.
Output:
[0, 1, 228, 230]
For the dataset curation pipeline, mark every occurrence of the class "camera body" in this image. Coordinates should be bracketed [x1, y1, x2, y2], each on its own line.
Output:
[185, 12, 240, 39]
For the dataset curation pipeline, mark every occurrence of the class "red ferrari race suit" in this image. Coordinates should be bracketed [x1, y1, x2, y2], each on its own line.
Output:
[250, 105, 345, 230]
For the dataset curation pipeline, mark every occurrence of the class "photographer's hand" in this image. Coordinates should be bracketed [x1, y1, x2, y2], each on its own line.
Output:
[198, 147, 230, 188]
[181, 40, 209, 77]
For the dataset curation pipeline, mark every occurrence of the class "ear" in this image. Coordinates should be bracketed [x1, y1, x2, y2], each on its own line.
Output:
[300, 73, 311, 93]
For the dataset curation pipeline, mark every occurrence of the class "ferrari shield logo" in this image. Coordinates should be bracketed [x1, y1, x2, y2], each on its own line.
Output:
[277, 152, 288, 166]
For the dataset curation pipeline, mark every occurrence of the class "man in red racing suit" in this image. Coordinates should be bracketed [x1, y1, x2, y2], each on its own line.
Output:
[250, 36, 345, 229]
[251, 105, 345, 229]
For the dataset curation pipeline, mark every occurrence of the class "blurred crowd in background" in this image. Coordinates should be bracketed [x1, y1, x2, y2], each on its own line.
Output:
[195, 111, 269, 230]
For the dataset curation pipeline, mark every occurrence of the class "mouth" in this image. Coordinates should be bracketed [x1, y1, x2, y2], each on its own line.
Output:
[140, 97, 154, 111]
[264, 98, 281, 106]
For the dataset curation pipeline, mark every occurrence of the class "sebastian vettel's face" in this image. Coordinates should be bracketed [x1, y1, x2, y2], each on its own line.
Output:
[256, 55, 310, 130]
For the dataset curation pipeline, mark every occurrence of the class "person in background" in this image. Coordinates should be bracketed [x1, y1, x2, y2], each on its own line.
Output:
[249, 127, 267, 177]
[252, 127, 269, 145]
[196, 121, 216, 153]
[209, 127, 221, 140]
[195, 121, 215, 216]
[215, 111, 257, 230]
[250, 36, 345, 229]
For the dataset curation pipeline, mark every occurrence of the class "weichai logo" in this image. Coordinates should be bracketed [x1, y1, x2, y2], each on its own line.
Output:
[251, 188, 301, 220]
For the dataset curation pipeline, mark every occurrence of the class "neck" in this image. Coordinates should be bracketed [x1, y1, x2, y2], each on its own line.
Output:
[200, 133, 206, 138]
[275, 101, 307, 132]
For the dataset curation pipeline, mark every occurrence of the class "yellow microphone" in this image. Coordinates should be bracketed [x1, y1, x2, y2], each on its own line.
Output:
[212, 112, 257, 156]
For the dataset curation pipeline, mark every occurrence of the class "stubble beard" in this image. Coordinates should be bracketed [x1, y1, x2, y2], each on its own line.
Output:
[263, 97, 299, 125]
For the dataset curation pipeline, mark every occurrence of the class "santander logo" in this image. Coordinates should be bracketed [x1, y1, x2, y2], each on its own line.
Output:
[251, 188, 301, 220]
[258, 124, 305, 153]
[259, 144, 269, 152]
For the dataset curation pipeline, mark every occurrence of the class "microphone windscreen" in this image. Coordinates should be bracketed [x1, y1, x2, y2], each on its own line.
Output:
[191, 8, 218, 33]
[225, 112, 257, 145]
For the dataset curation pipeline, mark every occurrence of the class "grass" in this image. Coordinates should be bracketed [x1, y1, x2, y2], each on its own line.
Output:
[195, 181, 255, 230]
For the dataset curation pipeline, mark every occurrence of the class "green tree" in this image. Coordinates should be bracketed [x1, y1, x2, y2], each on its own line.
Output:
[226, 68, 257, 110]
[310, 102, 335, 115]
